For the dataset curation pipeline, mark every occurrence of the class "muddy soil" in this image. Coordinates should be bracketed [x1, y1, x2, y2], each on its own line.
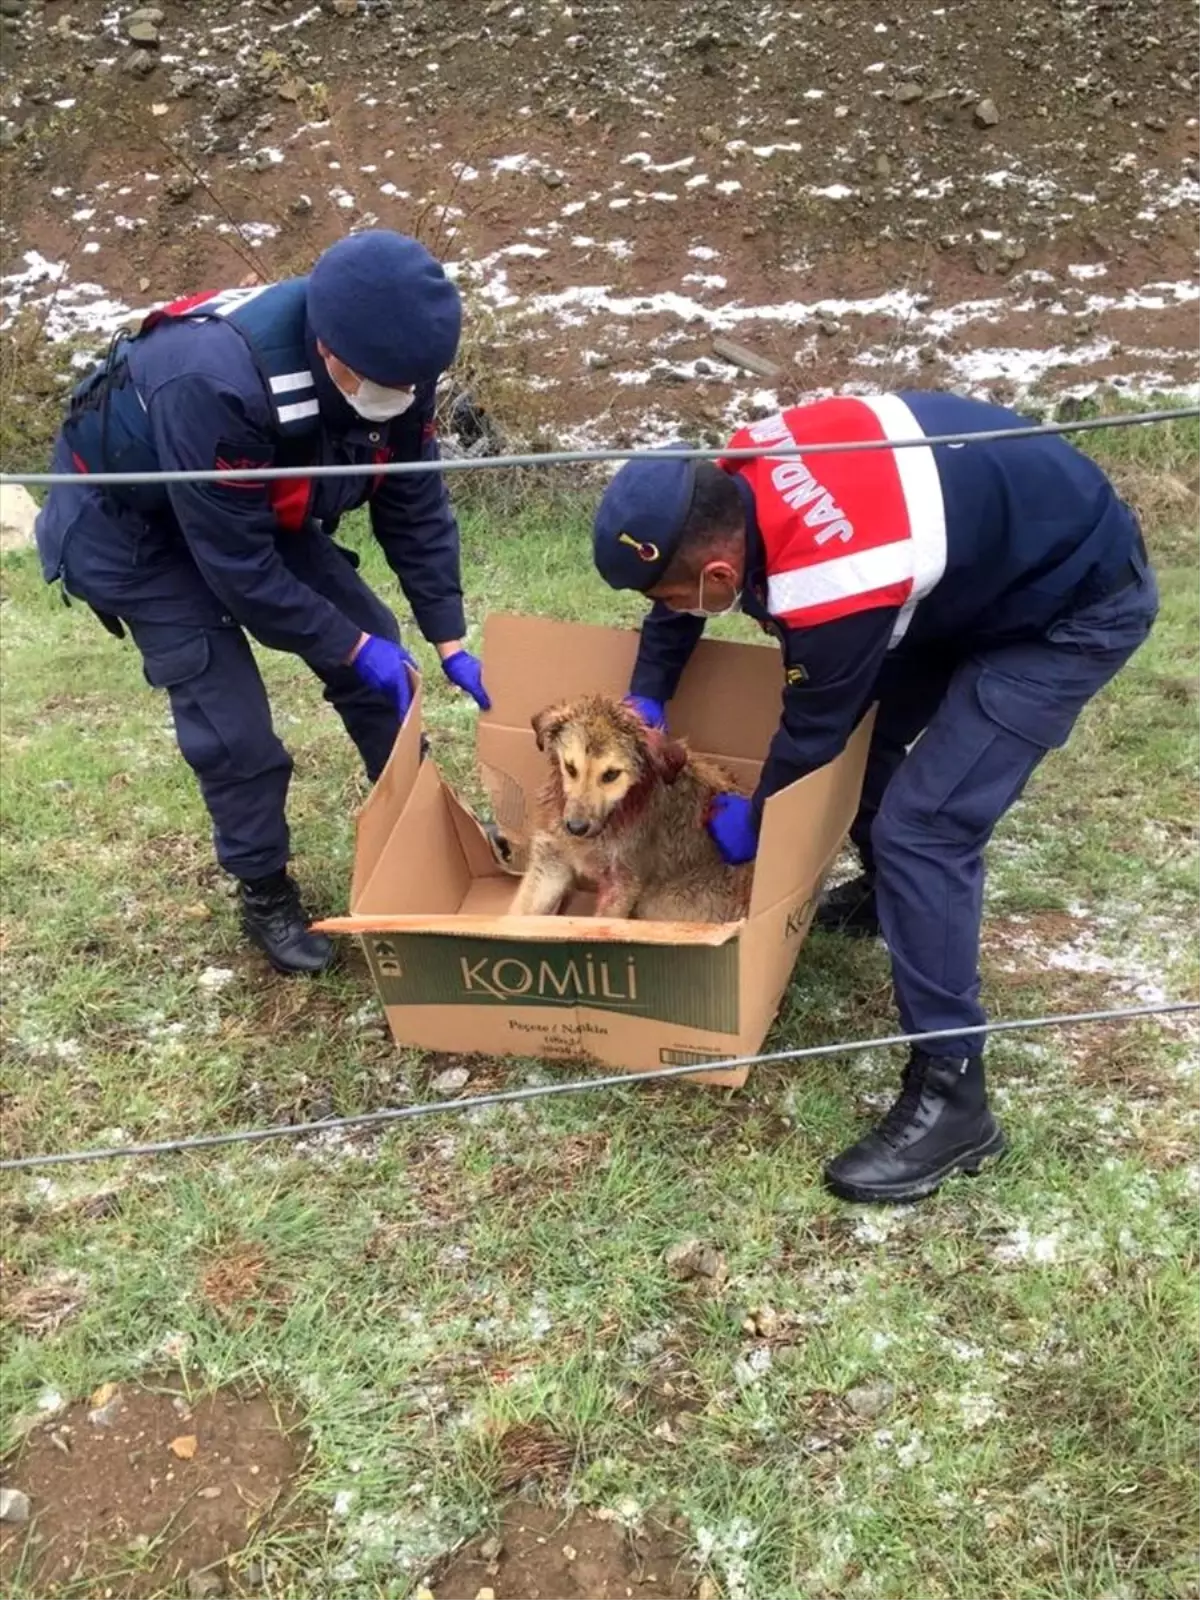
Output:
[1, 2, 1196, 438]
[0, 1379, 304, 1597]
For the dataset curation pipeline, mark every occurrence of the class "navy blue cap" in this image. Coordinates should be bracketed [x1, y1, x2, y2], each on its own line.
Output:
[306, 229, 462, 387]
[592, 445, 698, 591]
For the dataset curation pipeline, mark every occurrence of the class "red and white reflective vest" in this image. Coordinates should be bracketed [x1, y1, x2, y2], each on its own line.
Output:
[720, 395, 948, 645]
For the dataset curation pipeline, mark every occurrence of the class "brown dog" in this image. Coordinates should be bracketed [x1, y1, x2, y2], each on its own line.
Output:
[507, 694, 753, 923]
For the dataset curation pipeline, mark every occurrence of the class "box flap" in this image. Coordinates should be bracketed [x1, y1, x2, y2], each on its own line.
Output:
[350, 664, 424, 911]
[352, 758, 473, 915]
[479, 613, 784, 763]
[749, 707, 876, 917]
[444, 781, 520, 879]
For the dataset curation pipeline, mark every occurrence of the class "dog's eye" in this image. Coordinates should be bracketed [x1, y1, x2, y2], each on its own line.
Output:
[600, 768, 622, 784]
[564, 762, 578, 779]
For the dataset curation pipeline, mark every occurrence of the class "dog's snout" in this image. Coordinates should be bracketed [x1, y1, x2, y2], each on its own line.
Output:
[564, 818, 591, 838]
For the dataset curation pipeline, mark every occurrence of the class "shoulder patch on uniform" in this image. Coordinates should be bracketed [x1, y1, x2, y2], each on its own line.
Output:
[213, 438, 270, 488]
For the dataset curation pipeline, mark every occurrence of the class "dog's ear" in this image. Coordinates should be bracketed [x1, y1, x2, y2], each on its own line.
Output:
[646, 730, 689, 786]
[532, 703, 570, 752]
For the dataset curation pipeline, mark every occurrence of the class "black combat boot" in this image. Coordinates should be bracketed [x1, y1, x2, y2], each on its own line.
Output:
[823, 1050, 1006, 1204]
[812, 873, 881, 938]
[240, 871, 334, 976]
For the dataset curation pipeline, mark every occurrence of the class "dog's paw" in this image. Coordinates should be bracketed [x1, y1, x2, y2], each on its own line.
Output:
[482, 819, 514, 864]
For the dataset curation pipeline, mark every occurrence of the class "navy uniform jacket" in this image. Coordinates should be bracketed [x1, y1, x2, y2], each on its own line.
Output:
[629, 391, 1143, 823]
[39, 280, 465, 674]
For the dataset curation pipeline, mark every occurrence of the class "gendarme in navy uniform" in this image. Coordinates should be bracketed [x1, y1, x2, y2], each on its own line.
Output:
[36, 230, 489, 975]
[592, 391, 1159, 1205]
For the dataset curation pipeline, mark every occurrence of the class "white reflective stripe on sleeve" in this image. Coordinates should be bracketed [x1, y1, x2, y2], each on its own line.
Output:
[767, 539, 914, 617]
[275, 398, 321, 424]
[855, 393, 947, 644]
[269, 370, 315, 395]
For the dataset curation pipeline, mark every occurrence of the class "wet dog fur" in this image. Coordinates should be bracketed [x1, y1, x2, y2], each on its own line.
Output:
[508, 694, 753, 923]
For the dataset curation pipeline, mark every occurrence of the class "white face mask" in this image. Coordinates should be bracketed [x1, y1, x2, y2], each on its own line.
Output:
[343, 378, 416, 422]
[680, 568, 742, 618]
[327, 359, 416, 422]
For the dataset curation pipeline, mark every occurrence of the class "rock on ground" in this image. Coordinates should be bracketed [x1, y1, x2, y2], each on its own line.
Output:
[0, 1488, 31, 1524]
[0, 484, 38, 553]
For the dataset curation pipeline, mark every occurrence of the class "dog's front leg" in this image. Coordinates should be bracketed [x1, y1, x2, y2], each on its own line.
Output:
[594, 873, 641, 920]
[509, 841, 576, 917]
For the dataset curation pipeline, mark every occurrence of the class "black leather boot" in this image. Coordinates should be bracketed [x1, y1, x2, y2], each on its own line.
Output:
[812, 873, 881, 938]
[240, 871, 334, 976]
[823, 1050, 1006, 1204]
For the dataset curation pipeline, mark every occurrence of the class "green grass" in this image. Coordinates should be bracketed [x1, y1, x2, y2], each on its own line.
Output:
[1, 419, 1198, 1600]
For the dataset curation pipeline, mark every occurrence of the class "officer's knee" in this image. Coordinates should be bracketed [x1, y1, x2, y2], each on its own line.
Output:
[870, 790, 939, 864]
[141, 629, 291, 782]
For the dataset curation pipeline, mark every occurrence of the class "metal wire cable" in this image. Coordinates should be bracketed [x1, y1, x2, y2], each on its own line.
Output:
[2, 1000, 1194, 1173]
[1, 406, 1196, 489]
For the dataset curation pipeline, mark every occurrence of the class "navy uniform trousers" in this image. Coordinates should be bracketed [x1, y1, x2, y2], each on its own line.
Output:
[848, 543, 1159, 1059]
[54, 476, 402, 882]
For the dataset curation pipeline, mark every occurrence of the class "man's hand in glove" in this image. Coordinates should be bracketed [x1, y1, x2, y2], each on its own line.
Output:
[351, 634, 419, 720]
[705, 792, 759, 865]
[439, 647, 492, 711]
[623, 694, 667, 730]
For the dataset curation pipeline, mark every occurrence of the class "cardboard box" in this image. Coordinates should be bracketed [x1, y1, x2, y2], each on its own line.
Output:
[317, 614, 873, 1090]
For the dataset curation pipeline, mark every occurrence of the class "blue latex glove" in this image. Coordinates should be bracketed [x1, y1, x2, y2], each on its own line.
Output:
[441, 648, 492, 711]
[706, 793, 759, 865]
[623, 694, 667, 730]
[353, 635, 419, 721]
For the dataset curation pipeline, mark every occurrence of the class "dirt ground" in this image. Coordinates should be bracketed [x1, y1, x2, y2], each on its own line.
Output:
[1, 0, 1196, 447]
[0, 1382, 699, 1599]
[0, 1381, 303, 1597]
[430, 1501, 698, 1600]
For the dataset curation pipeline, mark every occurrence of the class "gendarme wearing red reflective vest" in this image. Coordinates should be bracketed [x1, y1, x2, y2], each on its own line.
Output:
[592, 390, 1158, 1205]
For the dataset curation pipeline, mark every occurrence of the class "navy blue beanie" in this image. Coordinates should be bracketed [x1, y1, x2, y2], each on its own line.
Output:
[306, 230, 462, 387]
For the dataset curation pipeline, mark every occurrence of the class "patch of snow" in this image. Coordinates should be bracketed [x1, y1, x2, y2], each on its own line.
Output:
[993, 1223, 1067, 1265]
[958, 1390, 1005, 1429]
[733, 1345, 773, 1385]
[491, 152, 540, 175]
[695, 1519, 758, 1600]
[197, 966, 236, 992]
